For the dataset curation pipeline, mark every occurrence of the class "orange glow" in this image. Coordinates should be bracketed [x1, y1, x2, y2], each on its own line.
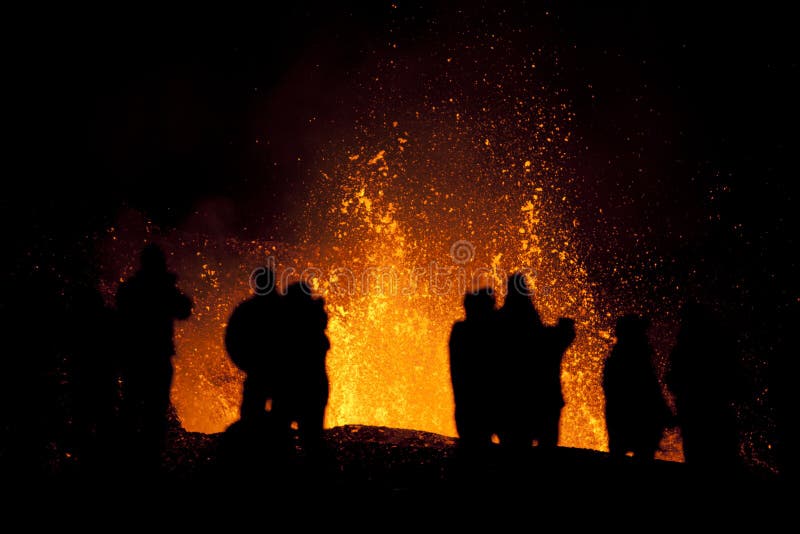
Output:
[99, 86, 683, 461]
[306, 139, 609, 451]
[159, 126, 612, 450]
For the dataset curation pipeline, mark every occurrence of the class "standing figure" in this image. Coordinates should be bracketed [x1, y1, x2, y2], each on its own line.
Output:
[276, 281, 330, 454]
[116, 244, 192, 470]
[666, 303, 741, 471]
[449, 288, 497, 450]
[225, 266, 283, 423]
[495, 273, 545, 450]
[603, 314, 669, 460]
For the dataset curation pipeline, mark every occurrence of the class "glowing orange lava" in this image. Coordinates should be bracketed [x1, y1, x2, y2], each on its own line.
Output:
[108, 124, 611, 450]
[98, 49, 683, 460]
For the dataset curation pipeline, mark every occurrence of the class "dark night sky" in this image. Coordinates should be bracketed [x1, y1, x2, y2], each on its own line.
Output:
[10, 3, 795, 252]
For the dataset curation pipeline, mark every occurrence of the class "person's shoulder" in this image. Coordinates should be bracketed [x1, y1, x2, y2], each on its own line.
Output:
[229, 296, 258, 315]
[117, 273, 139, 288]
[451, 320, 468, 333]
[115, 276, 138, 299]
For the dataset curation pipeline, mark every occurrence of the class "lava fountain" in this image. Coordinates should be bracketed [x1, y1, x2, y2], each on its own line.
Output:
[101, 104, 612, 452]
[308, 135, 609, 450]
[98, 40, 682, 459]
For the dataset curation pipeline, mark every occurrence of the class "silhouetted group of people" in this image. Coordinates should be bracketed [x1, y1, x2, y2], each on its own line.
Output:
[223, 267, 330, 460]
[449, 273, 575, 454]
[604, 304, 741, 470]
[3, 243, 332, 477]
[58, 245, 330, 476]
[450, 272, 742, 473]
[1, 242, 746, 479]
[0, 244, 195, 476]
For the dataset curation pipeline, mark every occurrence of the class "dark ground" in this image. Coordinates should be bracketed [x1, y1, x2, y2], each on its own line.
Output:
[161, 423, 775, 494]
[3, 424, 785, 524]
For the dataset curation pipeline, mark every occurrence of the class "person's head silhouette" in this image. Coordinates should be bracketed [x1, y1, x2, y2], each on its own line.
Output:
[286, 280, 313, 300]
[507, 273, 531, 297]
[507, 272, 531, 297]
[464, 287, 495, 320]
[557, 317, 576, 334]
[504, 272, 537, 313]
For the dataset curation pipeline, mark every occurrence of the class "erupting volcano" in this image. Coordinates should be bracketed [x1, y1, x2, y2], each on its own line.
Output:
[6, 0, 792, 491]
[97, 37, 685, 461]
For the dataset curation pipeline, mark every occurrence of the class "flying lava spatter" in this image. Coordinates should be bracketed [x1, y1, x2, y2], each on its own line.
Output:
[98, 37, 684, 460]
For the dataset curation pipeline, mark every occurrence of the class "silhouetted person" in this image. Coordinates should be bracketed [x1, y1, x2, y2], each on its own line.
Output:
[275, 281, 330, 455]
[533, 317, 576, 448]
[666, 302, 741, 472]
[496, 272, 545, 450]
[603, 315, 669, 460]
[116, 244, 192, 471]
[66, 285, 119, 472]
[225, 266, 282, 423]
[449, 288, 497, 450]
